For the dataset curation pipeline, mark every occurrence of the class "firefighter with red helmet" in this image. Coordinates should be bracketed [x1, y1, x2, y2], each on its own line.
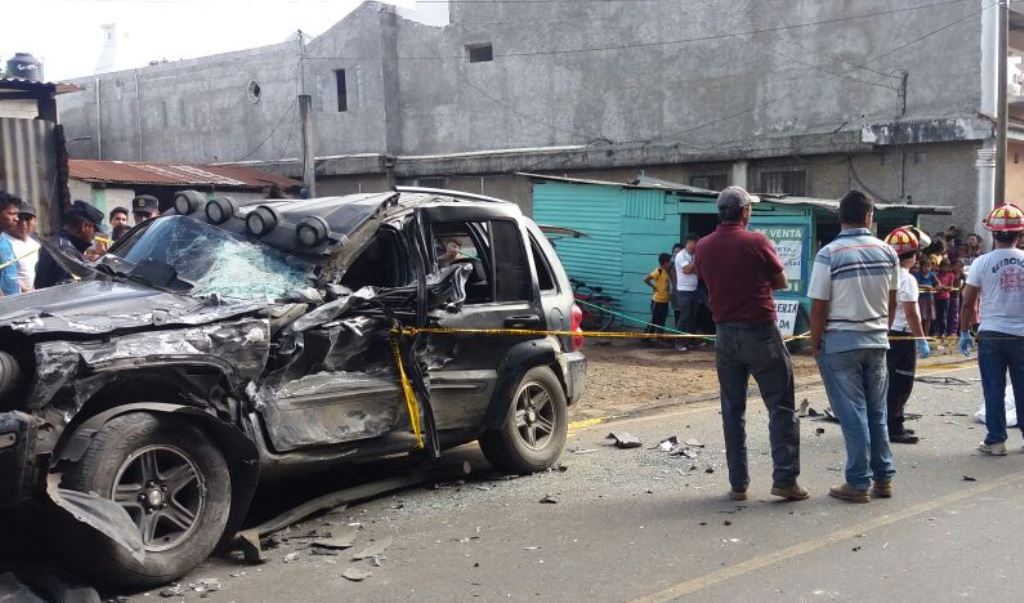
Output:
[960, 203, 1024, 456]
[882, 226, 931, 445]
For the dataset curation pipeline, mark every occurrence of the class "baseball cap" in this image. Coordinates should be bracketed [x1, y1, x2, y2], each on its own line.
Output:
[17, 203, 37, 217]
[716, 186, 760, 209]
[132, 194, 160, 214]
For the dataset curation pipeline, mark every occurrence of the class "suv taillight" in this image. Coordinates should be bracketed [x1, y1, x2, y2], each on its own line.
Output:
[570, 303, 584, 351]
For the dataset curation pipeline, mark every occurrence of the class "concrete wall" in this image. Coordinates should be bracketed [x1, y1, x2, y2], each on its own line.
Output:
[58, 0, 985, 162]
[1007, 141, 1024, 205]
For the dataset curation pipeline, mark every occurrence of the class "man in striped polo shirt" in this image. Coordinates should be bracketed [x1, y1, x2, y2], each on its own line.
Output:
[808, 191, 900, 503]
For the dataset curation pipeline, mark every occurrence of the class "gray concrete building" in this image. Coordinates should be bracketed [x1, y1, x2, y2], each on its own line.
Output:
[57, 0, 1024, 234]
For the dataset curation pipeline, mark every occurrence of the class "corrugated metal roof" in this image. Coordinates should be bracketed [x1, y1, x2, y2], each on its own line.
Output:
[68, 159, 299, 190]
[523, 172, 953, 215]
[764, 196, 954, 215]
[0, 77, 82, 95]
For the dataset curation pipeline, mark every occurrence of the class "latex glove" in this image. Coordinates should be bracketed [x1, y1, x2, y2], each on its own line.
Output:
[958, 332, 975, 357]
[916, 338, 931, 359]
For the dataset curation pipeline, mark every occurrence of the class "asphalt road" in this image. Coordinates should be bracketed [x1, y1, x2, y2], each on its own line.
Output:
[142, 362, 1024, 602]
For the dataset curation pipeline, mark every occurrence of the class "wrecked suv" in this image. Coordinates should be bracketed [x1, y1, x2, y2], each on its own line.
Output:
[0, 188, 586, 588]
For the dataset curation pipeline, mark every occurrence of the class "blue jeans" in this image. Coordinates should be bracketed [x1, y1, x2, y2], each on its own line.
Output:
[978, 331, 1024, 445]
[817, 348, 895, 489]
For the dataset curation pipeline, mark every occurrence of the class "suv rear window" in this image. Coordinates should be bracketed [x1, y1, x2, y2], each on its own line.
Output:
[431, 219, 531, 303]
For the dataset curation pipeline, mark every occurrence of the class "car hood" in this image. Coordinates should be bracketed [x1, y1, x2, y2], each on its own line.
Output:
[0, 280, 264, 337]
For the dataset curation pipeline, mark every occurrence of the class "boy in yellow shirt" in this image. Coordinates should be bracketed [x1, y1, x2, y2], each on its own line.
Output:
[643, 253, 673, 340]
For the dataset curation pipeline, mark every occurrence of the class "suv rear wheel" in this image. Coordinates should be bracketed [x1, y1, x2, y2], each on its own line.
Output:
[480, 366, 567, 473]
[59, 412, 231, 589]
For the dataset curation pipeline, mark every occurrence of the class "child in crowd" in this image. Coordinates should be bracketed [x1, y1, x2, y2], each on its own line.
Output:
[934, 259, 956, 337]
[642, 253, 673, 343]
[914, 258, 937, 337]
[947, 259, 965, 336]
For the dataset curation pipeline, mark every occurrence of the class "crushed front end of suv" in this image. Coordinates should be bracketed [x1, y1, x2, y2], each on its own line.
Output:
[0, 189, 586, 588]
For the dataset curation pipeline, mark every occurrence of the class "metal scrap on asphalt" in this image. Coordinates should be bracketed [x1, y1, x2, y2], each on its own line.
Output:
[606, 432, 643, 448]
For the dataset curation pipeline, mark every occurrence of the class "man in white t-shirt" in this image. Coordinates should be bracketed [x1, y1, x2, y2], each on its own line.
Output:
[883, 226, 931, 445]
[959, 203, 1024, 456]
[672, 234, 701, 347]
[1, 203, 41, 292]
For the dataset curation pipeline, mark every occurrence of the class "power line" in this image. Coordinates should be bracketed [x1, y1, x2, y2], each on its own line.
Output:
[298, 0, 974, 62]
[233, 97, 298, 162]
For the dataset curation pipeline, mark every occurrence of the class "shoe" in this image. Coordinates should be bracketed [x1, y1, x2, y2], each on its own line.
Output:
[978, 441, 1008, 456]
[771, 483, 810, 501]
[728, 489, 748, 501]
[889, 431, 920, 444]
[904, 428, 916, 435]
[829, 483, 870, 503]
[674, 343, 688, 352]
[871, 480, 893, 498]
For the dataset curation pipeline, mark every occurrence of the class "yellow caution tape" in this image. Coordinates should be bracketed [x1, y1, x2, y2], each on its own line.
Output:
[389, 332, 425, 450]
[397, 326, 936, 342]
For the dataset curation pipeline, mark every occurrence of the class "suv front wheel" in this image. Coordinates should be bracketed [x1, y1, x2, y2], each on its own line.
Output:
[59, 412, 231, 589]
[480, 366, 568, 473]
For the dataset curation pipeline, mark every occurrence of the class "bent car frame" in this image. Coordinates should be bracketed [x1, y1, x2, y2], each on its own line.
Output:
[0, 188, 586, 588]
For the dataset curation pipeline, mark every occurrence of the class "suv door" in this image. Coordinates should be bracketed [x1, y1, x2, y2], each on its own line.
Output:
[418, 210, 544, 431]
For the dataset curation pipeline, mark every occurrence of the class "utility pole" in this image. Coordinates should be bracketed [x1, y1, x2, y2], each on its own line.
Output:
[995, 0, 1009, 207]
[296, 30, 316, 197]
[299, 95, 317, 198]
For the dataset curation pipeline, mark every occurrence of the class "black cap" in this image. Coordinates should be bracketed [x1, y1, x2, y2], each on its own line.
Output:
[17, 203, 37, 217]
[70, 199, 104, 228]
[132, 195, 160, 214]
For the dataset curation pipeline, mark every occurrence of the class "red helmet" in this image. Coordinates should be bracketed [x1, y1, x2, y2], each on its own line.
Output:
[884, 226, 930, 255]
[984, 203, 1024, 232]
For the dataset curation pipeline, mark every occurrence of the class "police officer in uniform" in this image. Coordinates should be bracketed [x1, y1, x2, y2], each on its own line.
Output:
[132, 194, 160, 225]
[34, 200, 105, 289]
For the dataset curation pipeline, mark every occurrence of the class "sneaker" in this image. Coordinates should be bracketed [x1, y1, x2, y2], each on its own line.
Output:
[771, 483, 810, 501]
[978, 442, 1008, 456]
[871, 480, 893, 498]
[889, 431, 920, 444]
[728, 489, 748, 501]
[674, 342, 688, 352]
[828, 483, 870, 503]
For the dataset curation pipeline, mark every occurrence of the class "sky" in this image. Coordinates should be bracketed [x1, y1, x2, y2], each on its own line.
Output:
[0, 0, 424, 81]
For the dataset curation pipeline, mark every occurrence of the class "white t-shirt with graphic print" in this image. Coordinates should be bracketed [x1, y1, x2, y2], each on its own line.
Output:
[966, 248, 1024, 336]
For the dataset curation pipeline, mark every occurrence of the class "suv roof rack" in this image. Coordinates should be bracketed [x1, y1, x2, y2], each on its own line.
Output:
[394, 186, 510, 204]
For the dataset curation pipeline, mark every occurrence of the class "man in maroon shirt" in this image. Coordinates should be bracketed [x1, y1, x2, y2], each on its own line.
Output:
[695, 186, 806, 502]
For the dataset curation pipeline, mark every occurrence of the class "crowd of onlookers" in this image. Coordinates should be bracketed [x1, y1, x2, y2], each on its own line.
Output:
[915, 224, 987, 339]
[0, 191, 160, 297]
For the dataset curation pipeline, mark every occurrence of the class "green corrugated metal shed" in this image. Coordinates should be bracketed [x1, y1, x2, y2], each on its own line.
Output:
[526, 173, 954, 332]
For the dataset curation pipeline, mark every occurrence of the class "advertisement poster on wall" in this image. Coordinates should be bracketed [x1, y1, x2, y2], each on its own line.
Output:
[752, 224, 808, 294]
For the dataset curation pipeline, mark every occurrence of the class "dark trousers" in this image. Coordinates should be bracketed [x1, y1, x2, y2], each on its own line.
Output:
[715, 322, 800, 490]
[674, 290, 699, 333]
[886, 331, 917, 435]
[645, 301, 670, 334]
[933, 298, 950, 336]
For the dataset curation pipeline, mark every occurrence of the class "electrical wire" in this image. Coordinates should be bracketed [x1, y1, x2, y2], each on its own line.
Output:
[233, 97, 299, 162]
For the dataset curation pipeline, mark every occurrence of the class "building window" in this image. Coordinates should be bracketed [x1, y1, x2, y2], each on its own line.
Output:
[247, 80, 262, 104]
[466, 43, 493, 63]
[689, 173, 728, 191]
[759, 169, 807, 196]
[417, 177, 447, 189]
[334, 69, 347, 112]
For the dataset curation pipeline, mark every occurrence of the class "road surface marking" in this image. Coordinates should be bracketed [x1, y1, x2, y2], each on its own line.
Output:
[628, 468, 1024, 603]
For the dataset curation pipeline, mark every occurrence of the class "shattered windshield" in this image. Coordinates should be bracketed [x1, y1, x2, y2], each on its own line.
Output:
[106, 215, 316, 301]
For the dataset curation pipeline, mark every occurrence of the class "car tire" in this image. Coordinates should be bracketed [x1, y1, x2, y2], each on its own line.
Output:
[0, 351, 21, 399]
[480, 366, 568, 473]
[58, 412, 231, 589]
